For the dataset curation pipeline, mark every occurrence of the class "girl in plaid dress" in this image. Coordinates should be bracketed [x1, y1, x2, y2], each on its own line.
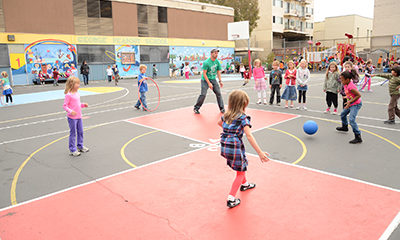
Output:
[218, 90, 270, 208]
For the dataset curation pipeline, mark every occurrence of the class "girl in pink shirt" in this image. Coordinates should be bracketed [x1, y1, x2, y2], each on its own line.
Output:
[253, 59, 267, 104]
[63, 77, 89, 156]
[336, 71, 363, 144]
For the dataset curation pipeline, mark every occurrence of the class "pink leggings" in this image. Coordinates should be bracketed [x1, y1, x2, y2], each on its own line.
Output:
[361, 76, 371, 91]
[229, 171, 247, 196]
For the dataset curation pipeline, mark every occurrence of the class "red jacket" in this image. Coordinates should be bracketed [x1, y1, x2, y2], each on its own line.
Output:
[284, 69, 297, 85]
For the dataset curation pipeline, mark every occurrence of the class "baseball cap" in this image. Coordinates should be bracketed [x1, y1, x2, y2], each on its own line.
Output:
[211, 49, 219, 53]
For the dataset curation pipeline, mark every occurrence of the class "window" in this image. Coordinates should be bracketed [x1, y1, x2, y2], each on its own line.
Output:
[273, 16, 276, 23]
[0, 44, 9, 67]
[367, 29, 369, 38]
[311, 23, 313, 28]
[100, 0, 112, 18]
[87, 0, 112, 18]
[281, 0, 283, 8]
[77, 45, 115, 64]
[158, 7, 167, 23]
[140, 46, 169, 63]
[311, 8, 314, 14]
[280, 17, 283, 24]
[87, 0, 100, 17]
[357, 27, 359, 37]
[137, 4, 148, 24]
[273, 0, 276, 6]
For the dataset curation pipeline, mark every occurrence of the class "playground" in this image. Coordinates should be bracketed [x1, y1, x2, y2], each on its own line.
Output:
[0, 73, 399, 239]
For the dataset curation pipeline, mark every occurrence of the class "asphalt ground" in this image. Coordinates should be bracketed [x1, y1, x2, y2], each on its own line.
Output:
[0, 73, 399, 239]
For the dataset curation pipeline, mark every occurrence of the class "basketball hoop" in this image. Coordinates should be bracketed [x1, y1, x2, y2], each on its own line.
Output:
[231, 34, 240, 40]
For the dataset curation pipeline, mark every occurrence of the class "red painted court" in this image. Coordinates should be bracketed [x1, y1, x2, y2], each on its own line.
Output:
[0, 105, 399, 239]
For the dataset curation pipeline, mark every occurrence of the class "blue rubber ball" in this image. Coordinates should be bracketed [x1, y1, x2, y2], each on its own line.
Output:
[303, 120, 318, 135]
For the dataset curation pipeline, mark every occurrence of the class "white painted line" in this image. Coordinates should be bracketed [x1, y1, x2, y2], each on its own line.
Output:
[247, 152, 400, 193]
[0, 146, 208, 212]
[90, 87, 130, 107]
[380, 211, 400, 240]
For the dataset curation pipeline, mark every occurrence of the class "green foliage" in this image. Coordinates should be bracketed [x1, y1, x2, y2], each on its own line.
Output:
[195, 0, 260, 35]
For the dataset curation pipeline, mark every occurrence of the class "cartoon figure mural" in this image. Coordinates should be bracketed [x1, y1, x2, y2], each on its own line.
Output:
[24, 40, 77, 83]
[169, 46, 234, 74]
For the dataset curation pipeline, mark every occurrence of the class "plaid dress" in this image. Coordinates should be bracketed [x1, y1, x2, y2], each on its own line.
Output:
[220, 114, 252, 171]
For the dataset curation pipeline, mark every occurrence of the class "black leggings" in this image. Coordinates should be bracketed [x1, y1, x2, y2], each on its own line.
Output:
[5, 94, 12, 103]
[326, 92, 338, 108]
[298, 90, 306, 103]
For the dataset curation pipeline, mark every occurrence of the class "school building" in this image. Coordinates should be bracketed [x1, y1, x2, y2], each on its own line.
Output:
[0, 0, 235, 85]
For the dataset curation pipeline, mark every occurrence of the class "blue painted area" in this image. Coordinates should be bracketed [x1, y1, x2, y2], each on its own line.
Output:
[77, 64, 110, 82]
[143, 63, 169, 77]
[0, 89, 97, 107]
[11, 73, 28, 85]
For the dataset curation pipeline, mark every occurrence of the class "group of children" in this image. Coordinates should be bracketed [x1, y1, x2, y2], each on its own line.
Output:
[243, 59, 310, 110]
[106, 64, 120, 86]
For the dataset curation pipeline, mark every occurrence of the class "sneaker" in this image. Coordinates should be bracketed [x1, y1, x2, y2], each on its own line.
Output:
[277, 103, 280, 106]
[296, 106, 302, 110]
[263, 100, 268, 105]
[257, 99, 262, 104]
[269, 102, 273, 105]
[289, 105, 294, 108]
[384, 120, 395, 124]
[332, 109, 338, 115]
[220, 109, 225, 114]
[227, 198, 241, 208]
[70, 151, 81, 156]
[78, 146, 89, 153]
[324, 108, 330, 113]
[303, 106, 308, 110]
[284, 105, 288, 108]
[142, 108, 147, 111]
[193, 109, 200, 114]
[240, 183, 256, 191]
[134, 106, 140, 110]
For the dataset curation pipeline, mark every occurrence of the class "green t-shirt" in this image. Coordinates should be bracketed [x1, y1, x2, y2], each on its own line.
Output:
[201, 58, 222, 81]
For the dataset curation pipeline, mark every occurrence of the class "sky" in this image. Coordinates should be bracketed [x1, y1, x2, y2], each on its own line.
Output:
[314, 0, 375, 22]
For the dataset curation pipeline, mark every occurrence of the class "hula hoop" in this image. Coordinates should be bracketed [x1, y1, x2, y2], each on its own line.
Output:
[138, 77, 160, 112]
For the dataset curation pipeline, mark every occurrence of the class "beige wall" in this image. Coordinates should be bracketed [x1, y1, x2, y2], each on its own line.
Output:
[313, 15, 372, 50]
[167, 8, 232, 40]
[3, 0, 74, 34]
[112, 2, 138, 36]
[372, 0, 400, 37]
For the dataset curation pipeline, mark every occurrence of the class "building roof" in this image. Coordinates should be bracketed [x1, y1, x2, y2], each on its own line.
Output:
[113, 0, 234, 16]
[318, 14, 373, 22]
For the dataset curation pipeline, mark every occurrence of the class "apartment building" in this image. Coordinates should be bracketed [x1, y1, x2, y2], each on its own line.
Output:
[238, 0, 314, 59]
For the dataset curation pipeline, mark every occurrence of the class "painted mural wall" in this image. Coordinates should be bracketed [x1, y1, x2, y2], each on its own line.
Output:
[25, 40, 78, 83]
[169, 46, 234, 73]
[115, 45, 140, 77]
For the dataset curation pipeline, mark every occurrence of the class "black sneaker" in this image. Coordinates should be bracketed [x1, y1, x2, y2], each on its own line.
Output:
[240, 183, 256, 191]
[227, 198, 241, 208]
[194, 109, 200, 114]
[384, 120, 395, 125]
[220, 109, 225, 114]
[134, 106, 140, 110]
[336, 125, 349, 132]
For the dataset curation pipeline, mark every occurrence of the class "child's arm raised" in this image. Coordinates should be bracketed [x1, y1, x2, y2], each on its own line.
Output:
[243, 126, 269, 162]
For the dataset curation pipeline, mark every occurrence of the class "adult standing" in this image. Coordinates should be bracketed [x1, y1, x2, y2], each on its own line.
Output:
[193, 49, 225, 114]
[80, 60, 90, 85]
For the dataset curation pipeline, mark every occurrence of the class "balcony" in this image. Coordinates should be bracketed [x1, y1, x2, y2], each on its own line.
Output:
[298, 0, 312, 5]
[284, 24, 307, 35]
[284, 10, 299, 18]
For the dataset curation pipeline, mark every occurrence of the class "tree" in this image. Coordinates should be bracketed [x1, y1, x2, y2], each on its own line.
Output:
[195, 0, 259, 35]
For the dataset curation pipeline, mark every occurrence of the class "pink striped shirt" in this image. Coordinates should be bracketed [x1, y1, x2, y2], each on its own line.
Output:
[63, 92, 86, 119]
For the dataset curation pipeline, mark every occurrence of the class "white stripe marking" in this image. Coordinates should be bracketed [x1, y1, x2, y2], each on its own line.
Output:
[380, 211, 400, 240]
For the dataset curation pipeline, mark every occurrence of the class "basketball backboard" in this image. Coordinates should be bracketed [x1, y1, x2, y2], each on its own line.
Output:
[228, 21, 249, 41]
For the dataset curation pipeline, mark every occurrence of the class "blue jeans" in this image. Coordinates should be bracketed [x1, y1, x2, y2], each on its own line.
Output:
[68, 118, 83, 152]
[194, 79, 224, 111]
[341, 102, 362, 134]
[135, 91, 147, 109]
[82, 74, 89, 85]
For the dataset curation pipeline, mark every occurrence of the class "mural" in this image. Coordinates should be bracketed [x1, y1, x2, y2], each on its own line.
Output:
[24, 40, 78, 83]
[114, 45, 140, 77]
[169, 46, 234, 74]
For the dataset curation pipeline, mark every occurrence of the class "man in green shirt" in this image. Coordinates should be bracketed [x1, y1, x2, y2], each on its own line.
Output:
[194, 49, 225, 114]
